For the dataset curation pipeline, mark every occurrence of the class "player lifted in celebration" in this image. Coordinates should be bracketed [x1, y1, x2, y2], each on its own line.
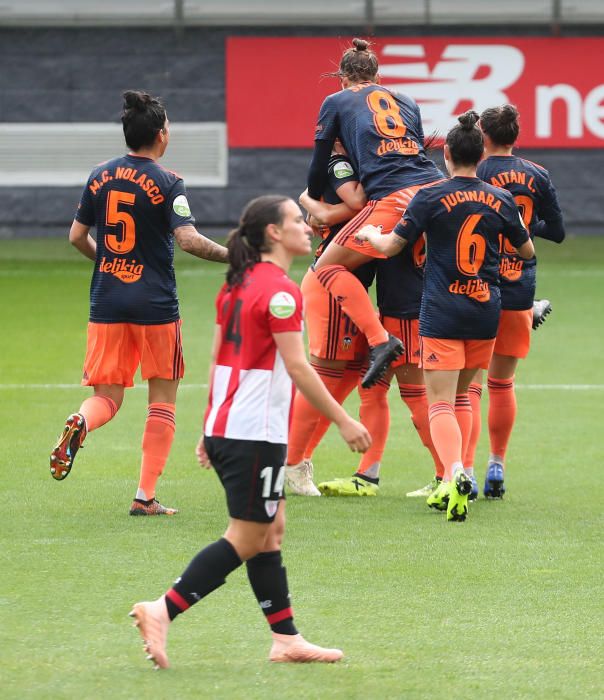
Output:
[356, 111, 534, 522]
[470, 104, 565, 498]
[307, 38, 444, 388]
[49, 91, 228, 515]
[129, 195, 370, 668]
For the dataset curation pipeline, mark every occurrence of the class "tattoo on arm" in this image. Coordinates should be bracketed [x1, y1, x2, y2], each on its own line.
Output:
[174, 225, 228, 263]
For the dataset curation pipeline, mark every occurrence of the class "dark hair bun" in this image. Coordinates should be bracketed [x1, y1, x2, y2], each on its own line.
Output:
[500, 104, 519, 124]
[458, 110, 480, 130]
[122, 90, 152, 112]
[352, 38, 369, 52]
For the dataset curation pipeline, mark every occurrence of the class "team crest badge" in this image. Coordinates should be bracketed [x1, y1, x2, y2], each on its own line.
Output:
[342, 336, 352, 350]
[264, 500, 279, 518]
[269, 292, 296, 319]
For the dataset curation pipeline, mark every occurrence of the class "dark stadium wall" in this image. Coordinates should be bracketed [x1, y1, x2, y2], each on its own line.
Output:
[0, 26, 603, 237]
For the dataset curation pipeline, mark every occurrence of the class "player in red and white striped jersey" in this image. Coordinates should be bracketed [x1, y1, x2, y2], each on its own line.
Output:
[130, 195, 370, 669]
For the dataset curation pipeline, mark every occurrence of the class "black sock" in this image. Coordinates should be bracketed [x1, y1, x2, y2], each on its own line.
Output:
[246, 550, 298, 635]
[165, 538, 242, 620]
[353, 472, 379, 485]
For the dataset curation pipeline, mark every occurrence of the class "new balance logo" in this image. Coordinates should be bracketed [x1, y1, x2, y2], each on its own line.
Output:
[426, 353, 439, 363]
[379, 44, 524, 134]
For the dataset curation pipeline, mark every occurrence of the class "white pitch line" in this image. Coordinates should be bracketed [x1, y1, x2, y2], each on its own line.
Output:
[0, 383, 602, 391]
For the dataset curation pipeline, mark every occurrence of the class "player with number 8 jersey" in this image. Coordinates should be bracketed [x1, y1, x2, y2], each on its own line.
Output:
[307, 38, 444, 389]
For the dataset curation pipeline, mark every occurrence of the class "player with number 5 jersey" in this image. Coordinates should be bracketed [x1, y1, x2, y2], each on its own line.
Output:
[49, 90, 228, 515]
[307, 38, 444, 389]
[356, 111, 535, 522]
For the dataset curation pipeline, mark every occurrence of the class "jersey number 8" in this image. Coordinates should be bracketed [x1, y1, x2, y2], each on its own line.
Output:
[366, 90, 407, 139]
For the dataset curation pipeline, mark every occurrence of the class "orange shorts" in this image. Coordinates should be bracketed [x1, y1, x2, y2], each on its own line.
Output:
[333, 180, 442, 258]
[301, 268, 368, 362]
[82, 320, 184, 387]
[420, 337, 496, 371]
[493, 309, 533, 359]
[382, 316, 421, 367]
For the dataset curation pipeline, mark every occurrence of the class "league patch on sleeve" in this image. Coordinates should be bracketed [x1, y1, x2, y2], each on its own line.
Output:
[173, 194, 191, 217]
[333, 161, 354, 179]
[269, 291, 297, 319]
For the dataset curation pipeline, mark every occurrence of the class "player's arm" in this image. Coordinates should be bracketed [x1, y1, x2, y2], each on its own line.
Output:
[196, 323, 222, 469]
[174, 224, 228, 263]
[307, 98, 338, 199]
[69, 220, 96, 261]
[515, 238, 535, 259]
[273, 331, 371, 453]
[299, 189, 357, 227]
[532, 179, 566, 243]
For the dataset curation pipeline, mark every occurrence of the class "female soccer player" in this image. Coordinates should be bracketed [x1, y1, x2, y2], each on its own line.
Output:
[129, 195, 371, 668]
[356, 111, 534, 522]
[49, 91, 228, 515]
[472, 104, 565, 497]
[307, 38, 444, 388]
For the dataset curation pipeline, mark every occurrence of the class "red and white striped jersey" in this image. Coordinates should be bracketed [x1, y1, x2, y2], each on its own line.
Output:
[204, 262, 303, 444]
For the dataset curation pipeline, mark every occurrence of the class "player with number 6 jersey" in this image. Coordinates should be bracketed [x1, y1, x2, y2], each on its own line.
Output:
[129, 195, 370, 670]
[356, 111, 534, 522]
[49, 90, 228, 515]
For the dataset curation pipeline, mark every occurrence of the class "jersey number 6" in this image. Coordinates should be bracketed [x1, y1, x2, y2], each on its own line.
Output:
[105, 190, 136, 254]
[456, 214, 486, 276]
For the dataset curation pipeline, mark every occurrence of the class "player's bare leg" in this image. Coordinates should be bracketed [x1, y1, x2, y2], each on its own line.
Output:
[129, 597, 171, 669]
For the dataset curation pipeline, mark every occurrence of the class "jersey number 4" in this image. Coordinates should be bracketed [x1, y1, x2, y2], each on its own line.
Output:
[105, 190, 136, 254]
[225, 298, 243, 353]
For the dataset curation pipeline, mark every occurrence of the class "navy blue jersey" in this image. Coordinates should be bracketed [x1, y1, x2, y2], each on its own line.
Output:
[314, 154, 376, 290]
[75, 153, 195, 324]
[314, 83, 443, 200]
[394, 177, 530, 339]
[477, 155, 564, 310]
[376, 236, 425, 320]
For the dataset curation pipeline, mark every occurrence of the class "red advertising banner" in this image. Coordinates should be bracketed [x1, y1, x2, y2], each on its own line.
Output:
[226, 37, 604, 148]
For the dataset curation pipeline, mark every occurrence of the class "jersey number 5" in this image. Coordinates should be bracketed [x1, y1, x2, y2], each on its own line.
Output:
[456, 214, 486, 276]
[366, 90, 407, 139]
[105, 190, 136, 254]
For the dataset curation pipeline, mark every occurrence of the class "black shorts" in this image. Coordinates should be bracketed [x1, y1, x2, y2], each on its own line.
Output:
[204, 436, 287, 523]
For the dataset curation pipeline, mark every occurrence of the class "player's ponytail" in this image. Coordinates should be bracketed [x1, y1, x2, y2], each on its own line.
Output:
[479, 104, 520, 147]
[121, 90, 167, 151]
[326, 37, 379, 83]
[446, 110, 484, 166]
[226, 195, 291, 287]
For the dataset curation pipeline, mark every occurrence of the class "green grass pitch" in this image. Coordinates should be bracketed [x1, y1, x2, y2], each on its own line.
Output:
[1, 236, 602, 699]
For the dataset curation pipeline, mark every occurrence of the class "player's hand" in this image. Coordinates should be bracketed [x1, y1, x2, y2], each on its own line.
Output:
[354, 224, 382, 245]
[337, 416, 372, 453]
[196, 435, 213, 469]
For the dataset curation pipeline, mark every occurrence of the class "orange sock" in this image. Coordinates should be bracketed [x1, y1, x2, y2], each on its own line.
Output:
[315, 265, 388, 346]
[303, 362, 360, 460]
[428, 401, 463, 481]
[400, 384, 445, 479]
[454, 393, 473, 467]
[287, 364, 347, 465]
[136, 403, 176, 501]
[487, 375, 516, 462]
[356, 376, 390, 480]
[464, 383, 483, 468]
[78, 395, 118, 432]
